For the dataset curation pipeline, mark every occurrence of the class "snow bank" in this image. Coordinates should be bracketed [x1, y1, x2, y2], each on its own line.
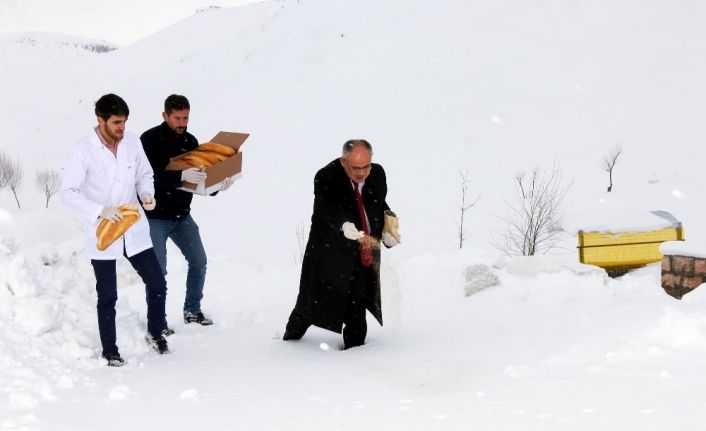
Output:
[493, 254, 607, 278]
[565, 208, 680, 235]
[0, 207, 171, 411]
[660, 240, 706, 259]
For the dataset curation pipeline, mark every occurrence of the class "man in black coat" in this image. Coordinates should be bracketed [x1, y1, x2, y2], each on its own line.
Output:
[283, 139, 399, 349]
[140, 94, 234, 327]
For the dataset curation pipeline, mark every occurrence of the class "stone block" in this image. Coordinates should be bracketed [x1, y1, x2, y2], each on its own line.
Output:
[682, 276, 705, 290]
[695, 258, 706, 276]
[661, 273, 681, 288]
[672, 256, 695, 275]
[664, 285, 691, 300]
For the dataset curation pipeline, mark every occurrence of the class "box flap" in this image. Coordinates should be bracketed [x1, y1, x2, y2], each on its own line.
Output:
[210, 132, 249, 151]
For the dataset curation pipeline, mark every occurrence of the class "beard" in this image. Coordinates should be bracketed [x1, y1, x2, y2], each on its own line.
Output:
[102, 125, 124, 142]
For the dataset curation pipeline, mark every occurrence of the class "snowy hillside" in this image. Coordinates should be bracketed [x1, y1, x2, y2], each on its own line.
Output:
[2, 0, 706, 429]
[2, 0, 706, 261]
[0, 0, 263, 45]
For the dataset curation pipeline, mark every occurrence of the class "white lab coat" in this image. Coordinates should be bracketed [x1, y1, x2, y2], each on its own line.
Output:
[61, 128, 155, 260]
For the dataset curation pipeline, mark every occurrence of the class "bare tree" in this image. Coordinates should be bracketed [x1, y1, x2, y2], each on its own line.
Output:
[494, 165, 569, 256]
[457, 170, 480, 249]
[293, 223, 309, 266]
[0, 152, 11, 191]
[602, 144, 622, 192]
[5, 157, 23, 209]
[35, 168, 61, 208]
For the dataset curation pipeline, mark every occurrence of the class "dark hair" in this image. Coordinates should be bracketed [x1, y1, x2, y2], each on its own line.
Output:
[164, 94, 190, 114]
[94, 94, 129, 120]
[342, 139, 373, 158]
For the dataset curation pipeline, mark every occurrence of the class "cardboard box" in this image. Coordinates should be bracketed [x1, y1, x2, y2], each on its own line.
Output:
[166, 131, 249, 195]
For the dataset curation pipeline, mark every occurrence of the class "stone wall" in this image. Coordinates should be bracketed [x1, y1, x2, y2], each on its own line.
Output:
[661, 254, 706, 299]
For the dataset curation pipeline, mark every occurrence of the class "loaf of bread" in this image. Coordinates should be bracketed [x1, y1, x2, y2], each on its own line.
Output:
[382, 210, 400, 243]
[181, 153, 214, 168]
[96, 204, 141, 251]
[173, 143, 235, 170]
[200, 150, 229, 162]
[198, 142, 236, 156]
[191, 151, 220, 165]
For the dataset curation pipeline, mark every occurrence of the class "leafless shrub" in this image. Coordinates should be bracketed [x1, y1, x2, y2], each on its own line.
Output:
[457, 170, 481, 249]
[0, 152, 10, 191]
[494, 165, 570, 256]
[35, 168, 61, 208]
[1, 155, 23, 209]
[293, 223, 309, 266]
[602, 144, 623, 192]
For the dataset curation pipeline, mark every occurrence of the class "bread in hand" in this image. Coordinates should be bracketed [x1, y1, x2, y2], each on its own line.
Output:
[96, 204, 141, 251]
[382, 210, 400, 243]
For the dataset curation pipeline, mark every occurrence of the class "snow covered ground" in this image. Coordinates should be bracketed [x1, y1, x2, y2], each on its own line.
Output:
[2, 0, 706, 429]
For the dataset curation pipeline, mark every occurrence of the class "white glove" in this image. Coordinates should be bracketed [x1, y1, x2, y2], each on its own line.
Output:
[140, 192, 156, 211]
[342, 222, 364, 241]
[382, 232, 400, 248]
[100, 207, 123, 223]
[220, 176, 234, 192]
[181, 168, 207, 184]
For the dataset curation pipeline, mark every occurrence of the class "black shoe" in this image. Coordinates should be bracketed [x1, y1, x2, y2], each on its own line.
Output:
[162, 327, 175, 337]
[104, 354, 126, 367]
[184, 312, 213, 326]
[145, 334, 169, 354]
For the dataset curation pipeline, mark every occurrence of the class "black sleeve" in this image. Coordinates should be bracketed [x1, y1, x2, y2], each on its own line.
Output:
[313, 166, 350, 234]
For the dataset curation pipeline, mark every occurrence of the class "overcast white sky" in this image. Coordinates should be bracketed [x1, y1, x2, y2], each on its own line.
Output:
[0, 0, 263, 45]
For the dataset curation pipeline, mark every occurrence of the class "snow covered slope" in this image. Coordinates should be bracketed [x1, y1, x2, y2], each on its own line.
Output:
[0, 0, 264, 45]
[2, 0, 706, 262]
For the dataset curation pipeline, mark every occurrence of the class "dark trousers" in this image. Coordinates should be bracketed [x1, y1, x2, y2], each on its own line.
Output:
[91, 248, 168, 358]
[286, 261, 372, 349]
[147, 215, 207, 314]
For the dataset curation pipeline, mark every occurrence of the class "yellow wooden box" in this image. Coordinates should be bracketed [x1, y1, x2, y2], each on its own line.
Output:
[577, 211, 684, 269]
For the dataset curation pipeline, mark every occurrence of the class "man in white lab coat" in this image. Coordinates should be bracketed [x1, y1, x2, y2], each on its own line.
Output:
[61, 94, 170, 367]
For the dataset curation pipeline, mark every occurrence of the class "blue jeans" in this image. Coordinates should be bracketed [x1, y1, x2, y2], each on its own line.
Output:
[147, 215, 207, 315]
[91, 248, 168, 358]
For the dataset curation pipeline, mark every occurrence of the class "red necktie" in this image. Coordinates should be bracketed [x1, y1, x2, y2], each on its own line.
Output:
[354, 182, 373, 267]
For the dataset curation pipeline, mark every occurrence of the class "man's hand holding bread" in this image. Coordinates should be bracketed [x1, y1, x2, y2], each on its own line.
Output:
[100, 207, 124, 223]
[96, 204, 141, 251]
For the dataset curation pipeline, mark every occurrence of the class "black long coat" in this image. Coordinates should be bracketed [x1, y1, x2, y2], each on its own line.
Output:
[294, 158, 391, 333]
